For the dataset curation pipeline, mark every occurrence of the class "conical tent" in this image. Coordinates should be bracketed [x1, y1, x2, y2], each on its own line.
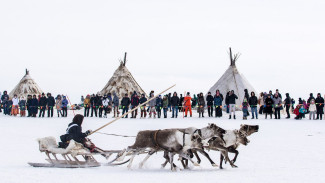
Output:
[9, 69, 43, 98]
[207, 48, 256, 110]
[100, 53, 146, 99]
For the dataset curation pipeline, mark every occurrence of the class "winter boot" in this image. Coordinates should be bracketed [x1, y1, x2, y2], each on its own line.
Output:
[229, 115, 231, 119]
[234, 115, 236, 119]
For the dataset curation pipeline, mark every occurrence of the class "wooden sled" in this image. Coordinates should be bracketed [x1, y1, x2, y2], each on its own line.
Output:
[28, 137, 101, 168]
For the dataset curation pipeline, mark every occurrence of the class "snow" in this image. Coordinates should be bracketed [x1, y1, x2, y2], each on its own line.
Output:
[0, 111, 324, 183]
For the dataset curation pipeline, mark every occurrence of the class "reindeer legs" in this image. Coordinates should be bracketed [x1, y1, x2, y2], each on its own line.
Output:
[139, 151, 156, 169]
[227, 146, 239, 163]
[196, 149, 217, 167]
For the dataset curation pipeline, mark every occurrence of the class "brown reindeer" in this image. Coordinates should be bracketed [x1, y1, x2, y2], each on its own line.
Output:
[116, 129, 204, 171]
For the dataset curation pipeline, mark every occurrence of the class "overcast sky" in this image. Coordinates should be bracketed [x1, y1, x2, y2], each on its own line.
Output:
[1, 0, 324, 103]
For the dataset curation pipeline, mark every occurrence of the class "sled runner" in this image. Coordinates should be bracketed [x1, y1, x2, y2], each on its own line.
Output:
[28, 137, 101, 168]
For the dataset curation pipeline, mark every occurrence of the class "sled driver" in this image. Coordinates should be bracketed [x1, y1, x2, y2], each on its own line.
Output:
[59, 114, 92, 148]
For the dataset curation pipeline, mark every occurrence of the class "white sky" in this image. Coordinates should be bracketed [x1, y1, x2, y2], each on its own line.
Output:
[1, 0, 324, 103]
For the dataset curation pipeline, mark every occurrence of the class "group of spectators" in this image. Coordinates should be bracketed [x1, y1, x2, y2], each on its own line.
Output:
[0, 91, 69, 117]
[1, 89, 324, 120]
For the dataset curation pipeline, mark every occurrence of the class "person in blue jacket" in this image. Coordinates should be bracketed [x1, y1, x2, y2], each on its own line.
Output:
[156, 95, 163, 118]
[61, 96, 69, 117]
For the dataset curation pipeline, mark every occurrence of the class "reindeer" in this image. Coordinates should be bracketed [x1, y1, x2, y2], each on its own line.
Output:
[204, 124, 259, 169]
[116, 129, 204, 171]
[159, 123, 227, 169]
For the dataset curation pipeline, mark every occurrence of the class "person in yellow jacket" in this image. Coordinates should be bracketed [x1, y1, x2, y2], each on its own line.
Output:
[84, 95, 91, 117]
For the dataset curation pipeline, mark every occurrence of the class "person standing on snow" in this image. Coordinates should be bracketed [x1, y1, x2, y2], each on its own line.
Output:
[112, 92, 120, 118]
[90, 94, 98, 117]
[170, 92, 179, 118]
[61, 96, 68, 117]
[284, 93, 291, 119]
[31, 95, 39, 117]
[214, 90, 223, 118]
[121, 93, 131, 118]
[156, 95, 163, 118]
[244, 89, 250, 116]
[19, 96, 26, 117]
[163, 95, 169, 118]
[179, 94, 184, 113]
[47, 93, 55, 117]
[273, 93, 282, 119]
[56, 95, 62, 117]
[183, 92, 192, 117]
[248, 92, 258, 119]
[315, 93, 324, 120]
[264, 94, 274, 119]
[83, 95, 90, 117]
[102, 95, 109, 118]
[197, 93, 205, 118]
[228, 90, 238, 119]
[38, 93, 47, 118]
[139, 94, 147, 118]
[148, 93, 157, 118]
[131, 93, 140, 118]
[309, 99, 317, 120]
[11, 94, 19, 116]
[206, 92, 214, 117]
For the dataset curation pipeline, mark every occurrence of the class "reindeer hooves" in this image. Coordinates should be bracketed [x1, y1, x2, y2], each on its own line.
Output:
[231, 164, 238, 168]
[212, 163, 218, 167]
[231, 160, 236, 164]
[193, 162, 200, 166]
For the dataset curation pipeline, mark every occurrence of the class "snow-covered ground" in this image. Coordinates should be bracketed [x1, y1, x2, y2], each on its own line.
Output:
[0, 111, 324, 183]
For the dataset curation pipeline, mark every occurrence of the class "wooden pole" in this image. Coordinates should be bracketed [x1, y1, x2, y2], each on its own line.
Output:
[89, 84, 176, 136]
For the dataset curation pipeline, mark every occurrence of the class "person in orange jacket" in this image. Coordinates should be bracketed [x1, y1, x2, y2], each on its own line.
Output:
[183, 92, 192, 117]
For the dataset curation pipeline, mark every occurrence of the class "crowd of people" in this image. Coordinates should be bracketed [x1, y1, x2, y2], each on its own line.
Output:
[1, 89, 324, 120]
[0, 91, 69, 117]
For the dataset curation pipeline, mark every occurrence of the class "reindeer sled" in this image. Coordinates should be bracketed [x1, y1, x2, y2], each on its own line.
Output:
[28, 136, 125, 168]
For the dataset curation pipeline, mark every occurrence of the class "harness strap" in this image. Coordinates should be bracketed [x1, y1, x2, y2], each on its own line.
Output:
[183, 131, 186, 147]
[66, 124, 78, 134]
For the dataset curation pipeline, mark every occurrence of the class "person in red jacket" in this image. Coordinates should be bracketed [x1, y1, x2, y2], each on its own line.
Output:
[183, 92, 192, 117]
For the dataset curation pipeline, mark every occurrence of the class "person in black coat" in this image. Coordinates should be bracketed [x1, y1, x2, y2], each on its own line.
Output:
[264, 94, 274, 119]
[225, 91, 230, 113]
[284, 93, 291, 119]
[30, 95, 39, 117]
[97, 95, 103, 118]
[248, 92, 258, 119]
[26, 95, 32, 117]
[315, 93, 324, 120]
[206, 92, 214, 117]
[121, 93, 131, 118]
[139, 94, 147, 118]
[59, 114, 91, 148]
[228, 90, 238, 119]
[90, 94, 98, 117]
[170, 92, 180, 118]
[47, 93, 55, 117]
[168, 93, 172, 112]
[179, 94, 184, 112]
[131, 93, 140, 118]
[38, 93, 47, 117]
[244, 89, 250, 116]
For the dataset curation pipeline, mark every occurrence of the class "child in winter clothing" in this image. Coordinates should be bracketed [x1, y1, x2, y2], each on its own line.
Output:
[309, 99, 316, 120]
[19, 97, 26, 117]
[293, 105, 300, 119]
[11, 95, 19, 116]
[242, 98, 249, 120]
[298, 105, 306, 120]
[56, 95, 62, 117]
